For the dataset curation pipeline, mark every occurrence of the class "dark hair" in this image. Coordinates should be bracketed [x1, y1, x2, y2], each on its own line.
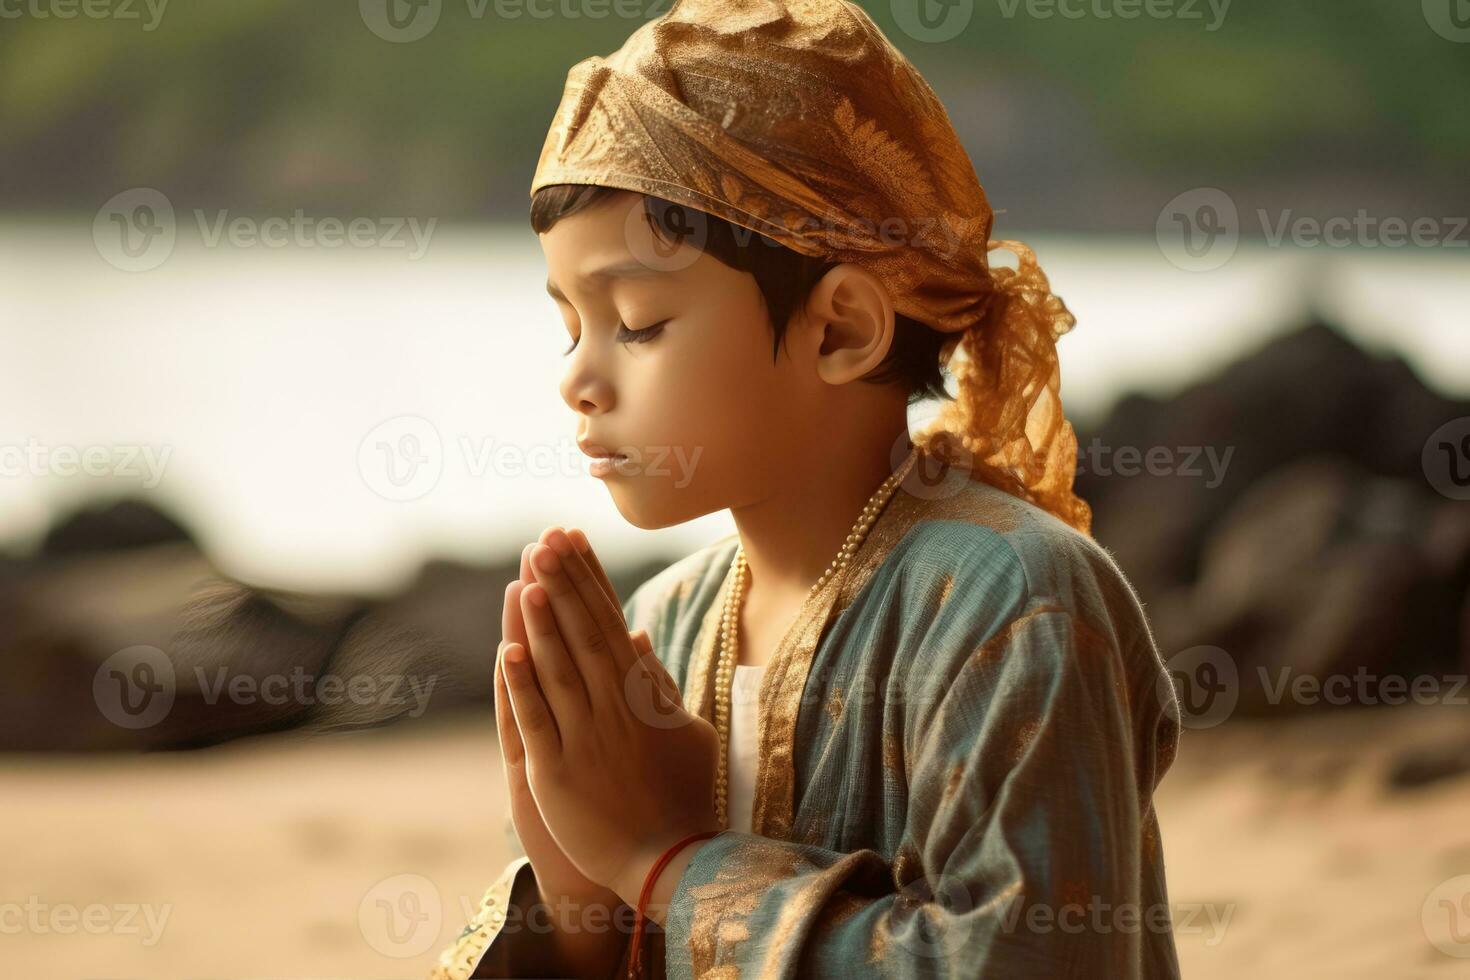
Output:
[529, 184, 950, 405]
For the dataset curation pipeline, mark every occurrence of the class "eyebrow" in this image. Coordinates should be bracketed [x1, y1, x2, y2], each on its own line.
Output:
[545, 259, 668, 303]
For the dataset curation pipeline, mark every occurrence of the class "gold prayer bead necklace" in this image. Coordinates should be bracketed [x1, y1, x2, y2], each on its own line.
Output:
[712, 444, 919, 827]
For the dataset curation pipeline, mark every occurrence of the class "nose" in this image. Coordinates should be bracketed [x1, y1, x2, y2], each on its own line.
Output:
[559, 345, 615, 417]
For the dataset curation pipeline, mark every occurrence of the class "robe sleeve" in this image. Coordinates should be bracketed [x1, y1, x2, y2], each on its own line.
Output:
[431, 848, 641, 979]
[425, 855, 533, 979]
[656, 600, 1177, 979]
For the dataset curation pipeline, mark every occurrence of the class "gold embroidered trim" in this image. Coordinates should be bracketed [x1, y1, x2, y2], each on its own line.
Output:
[427, 855, 529, 980]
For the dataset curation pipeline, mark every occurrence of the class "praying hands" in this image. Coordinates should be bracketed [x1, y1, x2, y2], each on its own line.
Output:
[495, 526, 722, 952]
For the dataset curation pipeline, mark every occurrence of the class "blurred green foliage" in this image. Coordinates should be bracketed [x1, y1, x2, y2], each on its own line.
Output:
[1, 0, 1465, 223]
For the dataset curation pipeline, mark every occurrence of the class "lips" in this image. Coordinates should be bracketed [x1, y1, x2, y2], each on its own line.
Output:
[579, 442, 627, 461]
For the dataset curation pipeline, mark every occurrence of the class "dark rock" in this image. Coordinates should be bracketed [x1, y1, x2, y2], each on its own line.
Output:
[0, 543, 216, 751]
[1077, 319, 1470, 714]
[1152, 459, 1470, 714]
[1386, 736, 1470, 791]
[1076, 319, 1469, 602]
[38, 499, 193, 558]
[165, 579, 368, 748]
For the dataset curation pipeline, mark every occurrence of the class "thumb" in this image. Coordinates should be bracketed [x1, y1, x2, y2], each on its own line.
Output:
[494, 643, 526, 768]
[630, 629, 681, 702]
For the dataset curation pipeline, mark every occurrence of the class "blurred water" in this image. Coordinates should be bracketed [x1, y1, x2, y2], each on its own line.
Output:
[3, 221, 1466, 591]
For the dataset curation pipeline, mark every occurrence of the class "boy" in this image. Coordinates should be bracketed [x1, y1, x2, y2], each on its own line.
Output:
[434, 1, 1181, 976]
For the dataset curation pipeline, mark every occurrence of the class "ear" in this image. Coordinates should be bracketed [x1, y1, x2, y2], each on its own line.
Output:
[800, 263, 897, 386]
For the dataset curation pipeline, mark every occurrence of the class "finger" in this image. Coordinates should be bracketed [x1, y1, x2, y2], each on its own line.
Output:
[502, 641, 561, 760]
[504, 579, 530, 649]
[529, 538, 636, 706]
[545, 530, 625, 643]
[505, 578, 561, 731]
[568, 527, 627, 629]
[521, 578, 593, 725]
[517, 567, 637, 705]
[537, 527, 629, 648]
[529, 528, 638, 705]
[494, 641, 526, 770]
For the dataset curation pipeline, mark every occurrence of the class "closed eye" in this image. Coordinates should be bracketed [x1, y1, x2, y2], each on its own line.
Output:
[562, 319, 669, 355]
[617, 319, 669, 344]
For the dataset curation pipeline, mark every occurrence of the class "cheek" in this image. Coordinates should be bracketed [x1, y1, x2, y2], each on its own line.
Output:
[688, 325, 805, 452]
[604, 321, 788, 520]
[626, 319, 778, 450]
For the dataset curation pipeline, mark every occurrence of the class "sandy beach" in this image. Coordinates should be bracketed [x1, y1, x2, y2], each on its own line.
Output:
[4, 703, 1468, 978]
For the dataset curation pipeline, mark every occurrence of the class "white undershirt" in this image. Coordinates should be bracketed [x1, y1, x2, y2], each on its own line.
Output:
[727, 664, 766, 834]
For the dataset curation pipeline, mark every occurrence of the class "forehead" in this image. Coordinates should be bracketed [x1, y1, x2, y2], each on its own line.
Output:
[538, 189, 643, 257]
[545, 257, 669, 303]
[540, 191, 691, 301]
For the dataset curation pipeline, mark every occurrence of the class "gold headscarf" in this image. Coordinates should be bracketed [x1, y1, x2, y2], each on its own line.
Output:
[530, 0, 1091, 534]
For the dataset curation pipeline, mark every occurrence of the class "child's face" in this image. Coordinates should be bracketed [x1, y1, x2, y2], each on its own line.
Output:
[538, 190, 814, 529]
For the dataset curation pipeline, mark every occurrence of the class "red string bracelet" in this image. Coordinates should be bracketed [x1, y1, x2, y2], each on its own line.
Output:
[626, 830, 721, 980]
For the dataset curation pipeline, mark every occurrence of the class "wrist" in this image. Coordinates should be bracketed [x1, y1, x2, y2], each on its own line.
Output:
[532, 882, 629, 977]
[616, 830, 719, 928]
[547, 924, 629, 979]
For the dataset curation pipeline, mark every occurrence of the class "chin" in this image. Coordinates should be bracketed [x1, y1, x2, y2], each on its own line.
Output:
[606, 483, 716, 530]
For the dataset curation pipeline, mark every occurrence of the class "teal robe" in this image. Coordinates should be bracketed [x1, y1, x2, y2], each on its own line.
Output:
[434, 463, 1182, 979]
